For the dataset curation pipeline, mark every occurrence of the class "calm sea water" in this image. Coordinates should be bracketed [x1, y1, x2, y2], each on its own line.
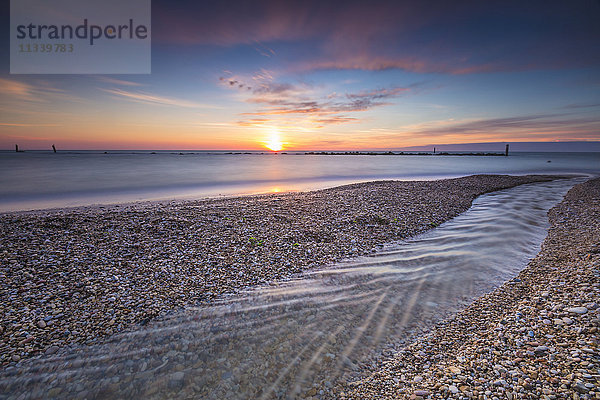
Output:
[0, 150, 598, 211]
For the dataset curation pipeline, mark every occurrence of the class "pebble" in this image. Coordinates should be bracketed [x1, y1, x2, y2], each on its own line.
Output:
[567, 307, 588, 314]
[168, 371, 185, 390]
[534, 345, 549, 353]
[447, 366, 461, 374]
[574, 382, 590, 393]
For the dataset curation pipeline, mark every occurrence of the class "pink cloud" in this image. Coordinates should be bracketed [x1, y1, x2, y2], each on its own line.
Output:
[223, 73, 412, 127]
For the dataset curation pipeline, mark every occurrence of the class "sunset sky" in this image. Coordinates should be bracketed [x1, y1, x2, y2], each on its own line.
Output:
[1, 0, 599, 151]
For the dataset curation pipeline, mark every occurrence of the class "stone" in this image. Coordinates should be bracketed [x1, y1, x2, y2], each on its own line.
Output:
[574, 382, 590, 393]
[534, 345, 549, 353]
[448, 366, 461, 374]
[168, 371, 185, 390]
[567, 307, 588, 314]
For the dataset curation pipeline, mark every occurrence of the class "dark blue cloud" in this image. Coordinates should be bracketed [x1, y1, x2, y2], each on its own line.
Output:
[152, 0, 600, 73]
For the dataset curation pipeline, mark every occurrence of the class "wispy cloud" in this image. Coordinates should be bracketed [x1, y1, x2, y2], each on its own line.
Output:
[102, 88, 220, 109]
[312, 116, 360, 126]
[0, 78, 84, 125]
[221, 73, 413, 127]
[0, 78, 73, 103]
[373, 113, 600, 143]
[560, 102, 600, 110]
[294, 56, 458, 74]
[236, 118, 270, 127]
[96, 77, 144, 87]
[0, 79, 37, 101]
[414, 114, 599, 136]
[252, 41, 276, 58]
[0, 123, 61, 127]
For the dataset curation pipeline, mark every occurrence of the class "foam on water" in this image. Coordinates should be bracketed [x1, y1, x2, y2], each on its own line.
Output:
[0, 178, 583, 399]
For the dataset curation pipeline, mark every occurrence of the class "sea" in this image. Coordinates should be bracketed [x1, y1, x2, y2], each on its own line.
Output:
[0, 150, 598, 212]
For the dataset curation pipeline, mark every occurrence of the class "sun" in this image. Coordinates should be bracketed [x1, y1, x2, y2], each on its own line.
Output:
[264, 131, 283, 152]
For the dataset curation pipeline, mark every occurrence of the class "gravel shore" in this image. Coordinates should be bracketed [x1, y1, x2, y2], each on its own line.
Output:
[341, 177, 600, 399]
[0, 174, 563, 367]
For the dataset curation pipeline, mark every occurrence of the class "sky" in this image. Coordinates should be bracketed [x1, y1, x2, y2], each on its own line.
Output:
[1, 0, 599, 151]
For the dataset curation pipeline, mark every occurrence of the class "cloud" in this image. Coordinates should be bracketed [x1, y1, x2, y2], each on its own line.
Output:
[418, 114, 600, 136]
[342, 87, 410, 111]
[561, 102, 600, 110]
[253, 41, 276, 58]
[0, 78, 37, 101]
[0, 78, 83, 123]
[96, 77, 144, 87]
[312, 116, 360, 126]
[0, 123, 61, 127]
[292, 55, 505, 75]
[0, 78, 69, 102]
[153, 0, 600, 74]
[374, 113, 600, 143]
[295, 56, 446, 74]
[236, 118, 270, 127]
[226, 76, 411, 127]
[102, 88, 219, 109]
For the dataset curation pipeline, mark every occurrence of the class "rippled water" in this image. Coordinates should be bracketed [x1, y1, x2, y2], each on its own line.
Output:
[0, 178, 581, 399]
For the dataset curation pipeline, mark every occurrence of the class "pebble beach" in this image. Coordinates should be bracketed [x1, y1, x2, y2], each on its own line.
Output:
[0, 174, 560, 368]
[341, 177, 600, 399]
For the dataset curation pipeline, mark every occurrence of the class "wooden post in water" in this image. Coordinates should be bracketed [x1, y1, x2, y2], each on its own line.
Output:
[15, 144, 19, 153]
[505, 144, 509, 156]
[52, 144, 57, 153]
[433, 147, 436, 154]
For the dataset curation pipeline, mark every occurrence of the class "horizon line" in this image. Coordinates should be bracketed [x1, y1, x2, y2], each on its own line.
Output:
[3, 140, 600, 152]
